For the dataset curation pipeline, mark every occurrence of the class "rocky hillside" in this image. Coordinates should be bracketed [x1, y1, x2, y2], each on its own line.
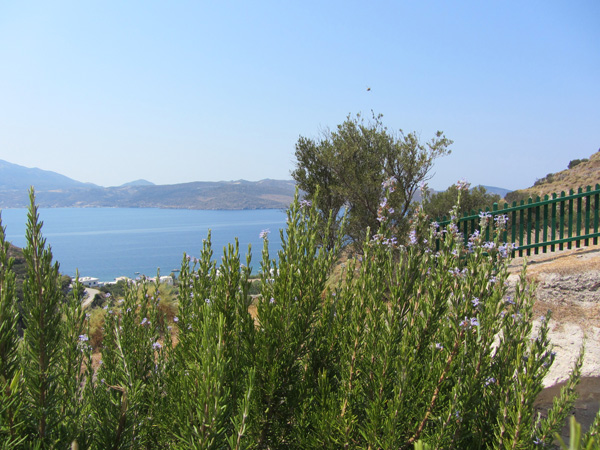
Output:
[506, 150, 600, 203]
[506, 245, 600, 439]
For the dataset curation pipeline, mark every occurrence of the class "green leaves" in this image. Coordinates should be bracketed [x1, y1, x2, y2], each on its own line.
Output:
[292, 112, 452, 250]
[0, 189, 593, 448]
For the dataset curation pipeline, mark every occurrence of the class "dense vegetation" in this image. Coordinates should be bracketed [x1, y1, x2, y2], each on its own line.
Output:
[422, 182, 501, 221]
[291, 113, 452, 250]
[0, 188, 596, 449]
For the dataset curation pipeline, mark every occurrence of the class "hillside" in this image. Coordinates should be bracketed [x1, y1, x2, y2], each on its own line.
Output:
[505, 150, 600, 202]
[0, 160, 296, 210]
[0, 159, 96, 190]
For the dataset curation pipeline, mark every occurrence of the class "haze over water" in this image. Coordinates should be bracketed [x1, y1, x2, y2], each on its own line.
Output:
[1, 208, 287, 281]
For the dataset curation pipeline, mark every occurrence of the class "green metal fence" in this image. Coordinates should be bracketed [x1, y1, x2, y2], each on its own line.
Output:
[436, 184, 600, 257]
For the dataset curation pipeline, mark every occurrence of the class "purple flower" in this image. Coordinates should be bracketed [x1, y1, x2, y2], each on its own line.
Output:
[269, 297, 275, 304]
[173, 316, 179, 323]
[299, 199, 312, 208]
[409, 230, 418, 245]
[470, 317, 479, 327]
[152, 342, 162, 350]
[382, 176, 397, 192]
[141, 317, 149, 326]
[435, 343, 443, 350]
[484, 377, 496, 387]
[471, 297, 480, 307]
[456, 179, 470, 191]
[259, 229, 270, 239]
[79, 334, 89, 342]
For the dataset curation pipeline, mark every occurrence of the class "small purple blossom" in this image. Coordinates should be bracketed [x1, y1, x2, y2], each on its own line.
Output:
[456, 179, 470, 191]
[269, 297, 275, 304]
[382, 176, 397, 192]
[409, 230, 418, 246]
[173, 316, 179, 323]
[471, 297, 480, 307]
[152, 342, 162, 350]
[78, 334, 89, 342]
[259, 229, 270, 239]
[299, 199, 312, 208]
[435, 343, 443, 350]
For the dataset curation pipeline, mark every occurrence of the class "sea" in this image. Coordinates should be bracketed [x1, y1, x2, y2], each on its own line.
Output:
[0, 208, 287, 282]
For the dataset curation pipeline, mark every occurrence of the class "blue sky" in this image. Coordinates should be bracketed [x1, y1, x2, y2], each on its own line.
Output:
[0, 1, 598, 191]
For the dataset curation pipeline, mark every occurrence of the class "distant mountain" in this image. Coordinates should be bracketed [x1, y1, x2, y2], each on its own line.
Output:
[0, 160, 296, 210]
[479, 185, 512, 198]
[119, 179, 155, 187]
[0, 159, 96, 191]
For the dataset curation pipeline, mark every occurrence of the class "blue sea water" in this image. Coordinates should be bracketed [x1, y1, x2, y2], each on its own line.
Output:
[0, 208, 287, 282]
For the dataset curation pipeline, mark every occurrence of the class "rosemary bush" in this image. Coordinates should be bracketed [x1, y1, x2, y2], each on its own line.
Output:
[0, 187, 595, 449]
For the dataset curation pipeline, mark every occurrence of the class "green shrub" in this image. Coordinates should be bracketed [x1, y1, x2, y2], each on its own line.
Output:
[0, 188, 595, 448]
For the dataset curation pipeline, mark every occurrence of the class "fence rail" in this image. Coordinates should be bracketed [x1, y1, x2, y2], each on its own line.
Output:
[436, 184, 600, 257]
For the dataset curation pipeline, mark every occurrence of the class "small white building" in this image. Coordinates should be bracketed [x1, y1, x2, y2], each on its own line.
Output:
[78, 277, 100, 288]
[149, 275, 174, 286]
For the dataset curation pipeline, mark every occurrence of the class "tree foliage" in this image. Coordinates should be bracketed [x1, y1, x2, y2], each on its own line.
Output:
[292, 113, 452, 249]
[423, 183, 501, 220]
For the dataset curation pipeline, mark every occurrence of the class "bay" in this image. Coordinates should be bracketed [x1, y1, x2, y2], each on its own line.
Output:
[0, 208, 287, 282]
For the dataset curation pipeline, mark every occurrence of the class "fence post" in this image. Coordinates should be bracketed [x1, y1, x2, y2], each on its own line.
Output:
[511, 201, 517, 249]
[543, 195, 549, 254]
[519, 200, 525, 257]
[585, 186, 591, 247]
[551, 193, 557, 252]
[527, 197, 533, 256]
[568, 189, 574, 250]
[534, 196, 541, 255]
[595, 184, 600, 245]
[576, 187, 583, 248]
[559, 192, 565, 251]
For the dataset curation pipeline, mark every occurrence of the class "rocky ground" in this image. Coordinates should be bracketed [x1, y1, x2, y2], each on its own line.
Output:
[507, 242, 600, 438]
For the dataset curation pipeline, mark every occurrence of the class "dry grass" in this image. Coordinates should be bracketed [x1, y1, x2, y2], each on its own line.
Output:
[506, 150, 600, 201]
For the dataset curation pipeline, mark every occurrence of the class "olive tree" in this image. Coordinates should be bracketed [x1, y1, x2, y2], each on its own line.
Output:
[292, 113, 452, 249]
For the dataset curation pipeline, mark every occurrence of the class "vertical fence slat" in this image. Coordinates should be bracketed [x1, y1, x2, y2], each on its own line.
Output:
[519, 200, 525, 257]
[585, 186, 591, 246]
[551, 193, 557, 252]
[527, 198, 533, 256]
[595, 184, 600, 245]
[543, 195, 549, 253]
[568, 189, 574, 250]
[559, 192, 565, 251]
[503, 203, 508, 243]
[512, 201, 517, 248]
[534, 197, 540, 254]
[576, 187, 583, 248]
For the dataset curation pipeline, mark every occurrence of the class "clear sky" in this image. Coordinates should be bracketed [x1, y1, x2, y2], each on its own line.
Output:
[0, 1, 598, 191]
